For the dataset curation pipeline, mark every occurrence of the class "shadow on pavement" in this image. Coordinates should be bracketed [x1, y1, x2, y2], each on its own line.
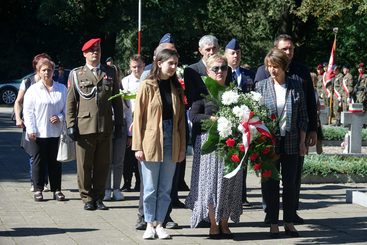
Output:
[0, 227, 98, 237]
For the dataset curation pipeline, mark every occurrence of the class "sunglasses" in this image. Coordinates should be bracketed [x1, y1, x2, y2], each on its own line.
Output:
[210, 65, 228, 73]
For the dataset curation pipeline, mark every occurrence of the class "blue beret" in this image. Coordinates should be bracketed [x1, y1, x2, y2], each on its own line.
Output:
[225, 38, 240, 50]
[159, 33, 174, 44]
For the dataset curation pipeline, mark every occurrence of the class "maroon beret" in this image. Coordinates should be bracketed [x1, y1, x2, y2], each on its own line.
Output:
[317, 64, 323, 69]
[358, 63, 364, 68]
[81, 38, 101, 52]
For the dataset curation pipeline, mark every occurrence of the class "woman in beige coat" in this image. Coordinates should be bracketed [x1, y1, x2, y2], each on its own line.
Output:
[132, 49, 186, 240]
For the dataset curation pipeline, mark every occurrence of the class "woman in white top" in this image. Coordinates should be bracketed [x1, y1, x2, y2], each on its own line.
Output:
[23, 58, 67, 202]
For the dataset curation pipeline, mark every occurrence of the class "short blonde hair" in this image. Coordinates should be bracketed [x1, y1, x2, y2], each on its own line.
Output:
[206, 54, 227, 69]
[36, 58, 55, 72]
[264, 48, 289, 71]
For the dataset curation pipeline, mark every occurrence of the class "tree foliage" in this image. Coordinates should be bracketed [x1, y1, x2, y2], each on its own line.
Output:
[2, 0, 367, 80]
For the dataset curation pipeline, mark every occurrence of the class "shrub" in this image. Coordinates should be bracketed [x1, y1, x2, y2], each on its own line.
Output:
[303, 154, 367, 177]
[322, 126, 367, 141]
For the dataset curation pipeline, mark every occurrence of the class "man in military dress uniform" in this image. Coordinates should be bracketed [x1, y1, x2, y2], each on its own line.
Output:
[355, 63, 367, 111]
[332, 65, 344, 125]
[66, 38, 124, 210]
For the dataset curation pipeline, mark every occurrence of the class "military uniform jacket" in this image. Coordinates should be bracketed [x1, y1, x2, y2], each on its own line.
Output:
[66, 64, 123, 135]
[333, 73, 344, 101]
[355, 74, 367, 103]
[342, 73, 353, 99]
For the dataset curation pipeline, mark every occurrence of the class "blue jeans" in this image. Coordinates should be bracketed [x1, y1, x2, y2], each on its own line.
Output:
[141, 120, 177, 223]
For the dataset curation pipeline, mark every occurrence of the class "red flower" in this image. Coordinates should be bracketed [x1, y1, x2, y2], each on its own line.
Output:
[226, 138, 235, 147]
[262, 169, 272, 178]
[238, 143, 245, 152]
[253, 163, 262, 171]
[231, 154, 240, 163]
[271, 114, 277, 121]
[250, 153, 258, 161]
[262, 147, 271, 155]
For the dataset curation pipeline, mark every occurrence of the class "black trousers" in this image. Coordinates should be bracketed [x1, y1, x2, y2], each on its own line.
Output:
[295, 156, 304, 210]
[32, 137, 61, 192]
[262, 154, 298, 224]
[123, 146, 140, 188]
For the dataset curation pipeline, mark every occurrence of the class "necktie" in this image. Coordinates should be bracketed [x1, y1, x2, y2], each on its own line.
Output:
[92, 68, 99, 78]
[232, 71, 237, 83]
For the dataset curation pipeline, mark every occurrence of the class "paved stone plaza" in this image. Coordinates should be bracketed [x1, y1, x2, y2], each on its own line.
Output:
[0, 106, 366, 244]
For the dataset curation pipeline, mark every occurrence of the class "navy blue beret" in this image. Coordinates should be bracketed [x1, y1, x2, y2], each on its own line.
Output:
[159, 33, 174, 44]
[225, 38, 240, 50]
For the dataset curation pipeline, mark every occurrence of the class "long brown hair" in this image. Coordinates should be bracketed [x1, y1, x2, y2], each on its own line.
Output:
[147, 49, 184, 100]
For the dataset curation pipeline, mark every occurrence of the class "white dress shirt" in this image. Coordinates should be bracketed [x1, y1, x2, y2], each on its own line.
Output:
[23, 81, 67, 138]
[121, 73, 141, 112]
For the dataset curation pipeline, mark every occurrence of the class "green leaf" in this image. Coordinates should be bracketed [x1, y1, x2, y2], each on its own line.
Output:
[202, 76, 226, 100]
[201, 120, 219, 154]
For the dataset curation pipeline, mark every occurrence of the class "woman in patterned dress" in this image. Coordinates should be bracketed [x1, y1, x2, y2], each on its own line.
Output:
[186, 54, 243, 239]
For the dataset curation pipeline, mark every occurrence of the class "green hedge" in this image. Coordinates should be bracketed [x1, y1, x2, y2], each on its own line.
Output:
[303, 154, 367, 177]
[322, 126, 367, 141]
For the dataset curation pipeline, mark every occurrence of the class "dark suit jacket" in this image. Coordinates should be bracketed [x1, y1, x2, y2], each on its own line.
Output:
[184, 59, 232, 108]
[254, 61, 317, 132]
[227, 67, 255, 93]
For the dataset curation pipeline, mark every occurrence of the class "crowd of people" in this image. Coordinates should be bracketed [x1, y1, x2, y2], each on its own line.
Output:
[13, 32, 367, 241]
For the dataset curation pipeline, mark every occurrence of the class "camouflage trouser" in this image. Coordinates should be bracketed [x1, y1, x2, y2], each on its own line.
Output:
[356, 91, 367, 110]
[333, 98, 342, 122]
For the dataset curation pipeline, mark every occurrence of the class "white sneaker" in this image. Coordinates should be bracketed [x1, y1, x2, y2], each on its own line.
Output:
[44, 184, 50, 192]
[103, 189, 112, 201]
[112, 189, 124, 201]
[143, 226, 156, 239]
[30, 184, 34, 192]
[155, 227, 170, 239]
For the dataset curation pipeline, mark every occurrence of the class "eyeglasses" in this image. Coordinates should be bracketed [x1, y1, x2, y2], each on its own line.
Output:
[210, 65, 228, 73]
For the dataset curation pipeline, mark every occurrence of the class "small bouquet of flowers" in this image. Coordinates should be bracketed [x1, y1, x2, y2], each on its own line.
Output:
[201, 76, 279, 180]
[108, 89, 136, 101]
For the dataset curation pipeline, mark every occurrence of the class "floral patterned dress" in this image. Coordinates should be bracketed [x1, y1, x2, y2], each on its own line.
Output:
[185, 133, 243, 228]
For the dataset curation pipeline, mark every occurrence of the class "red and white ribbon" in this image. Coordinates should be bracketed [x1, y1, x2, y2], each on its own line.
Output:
[224, 110, 272, 178]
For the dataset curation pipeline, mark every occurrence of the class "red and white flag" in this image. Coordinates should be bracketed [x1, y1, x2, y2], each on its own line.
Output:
[322, 37, 336, 98]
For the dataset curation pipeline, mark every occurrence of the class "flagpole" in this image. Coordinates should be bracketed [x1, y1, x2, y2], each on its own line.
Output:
[328, 27, 338, 125]
[138, 0, 141, 54]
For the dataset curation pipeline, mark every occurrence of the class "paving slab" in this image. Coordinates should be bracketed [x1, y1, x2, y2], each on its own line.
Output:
[0, 105, 366, 244]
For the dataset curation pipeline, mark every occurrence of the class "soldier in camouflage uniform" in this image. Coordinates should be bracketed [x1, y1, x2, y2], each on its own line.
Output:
[341, 65, 354, 111]
[332, 65, 343, 125]
[354, 63, 367, 111]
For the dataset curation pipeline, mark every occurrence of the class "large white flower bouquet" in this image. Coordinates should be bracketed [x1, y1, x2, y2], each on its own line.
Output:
[201, 76, 280, 180]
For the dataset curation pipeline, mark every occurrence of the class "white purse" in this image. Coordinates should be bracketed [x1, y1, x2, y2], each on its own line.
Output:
[57, 125, 76, 162]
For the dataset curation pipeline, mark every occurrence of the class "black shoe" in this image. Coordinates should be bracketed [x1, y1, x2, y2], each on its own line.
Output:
[284, 227, 300, 237]
[270, 232, 280, 239]
[294, 213, 304, 224]
[34, 191, 43, 202]
[53, 191, 66, 201]
[221, 232, 234, 239]
[163, 216, 179, 229]
[208, 233, 222, 239]
[95, 200, 108, 210]
[135, 214, 147, 230]
[197, 220, 211, 228]
[172, 200, 186, 209]
[84, 201, 95, 211]
[121, 184, 132, 192]
[264, 214, 271, 225]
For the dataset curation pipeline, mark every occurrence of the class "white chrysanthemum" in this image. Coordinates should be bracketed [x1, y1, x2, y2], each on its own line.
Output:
[217, 117, 232, 138]
[221, 91, 240, 105]
[232, 105, 250, 119]
[250, 91, 262, 102]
